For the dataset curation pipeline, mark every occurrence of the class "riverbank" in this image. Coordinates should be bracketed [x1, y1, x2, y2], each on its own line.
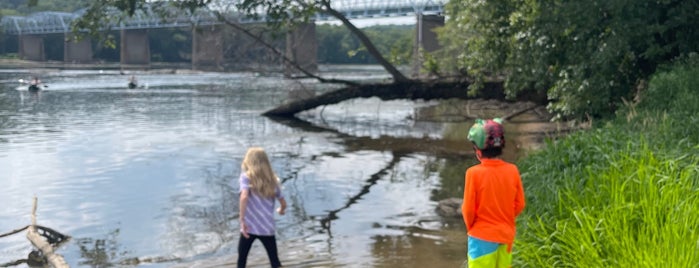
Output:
[514, 57, 699, 266]
[412, 98, 588, 153]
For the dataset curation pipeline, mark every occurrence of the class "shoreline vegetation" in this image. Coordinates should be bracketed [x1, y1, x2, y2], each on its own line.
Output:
[514, 57, 699, 266]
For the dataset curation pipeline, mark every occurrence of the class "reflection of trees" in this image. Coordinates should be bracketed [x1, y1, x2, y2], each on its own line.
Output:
[271, 115, 470, 266]
[0, 250, 45, 267]
[369, 229, 467, 268]
[76, 228, 183, 266]
[0, 88, 20, 143]
[318, 152, 405, 234]
[76, 229, 125, 267]
[269, 116, 464, 233]
[164, 163, 237, 256]
[268, 116, 471, 157]
[432, 156, 474, 201]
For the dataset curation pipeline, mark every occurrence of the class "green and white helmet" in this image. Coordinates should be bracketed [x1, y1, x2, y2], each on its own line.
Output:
[467, 118, 505, 150]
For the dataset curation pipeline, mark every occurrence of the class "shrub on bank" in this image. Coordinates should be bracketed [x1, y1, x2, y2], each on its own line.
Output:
[513, 57, 699, 267]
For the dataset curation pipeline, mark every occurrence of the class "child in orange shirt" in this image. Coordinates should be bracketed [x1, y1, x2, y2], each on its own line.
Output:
[462, 118, 526, 268]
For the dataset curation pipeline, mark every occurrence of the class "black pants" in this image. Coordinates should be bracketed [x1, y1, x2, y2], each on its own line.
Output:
[237, 233, 281, 268]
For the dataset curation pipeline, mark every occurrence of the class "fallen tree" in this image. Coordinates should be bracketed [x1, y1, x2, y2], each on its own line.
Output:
[263, 79, 546, 116]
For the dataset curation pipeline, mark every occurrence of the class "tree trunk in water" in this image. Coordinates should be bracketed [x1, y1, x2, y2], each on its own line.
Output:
[263, 80, 510, 116]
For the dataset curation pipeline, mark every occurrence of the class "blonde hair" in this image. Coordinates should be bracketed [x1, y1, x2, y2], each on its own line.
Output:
[241, 147, 279, 198]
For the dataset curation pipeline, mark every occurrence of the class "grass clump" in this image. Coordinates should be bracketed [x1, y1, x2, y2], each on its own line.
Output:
[514, 56, 699, 267]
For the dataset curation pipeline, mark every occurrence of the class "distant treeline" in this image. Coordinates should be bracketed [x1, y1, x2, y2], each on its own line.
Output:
[0, 23, 414, 65]
[0, 0, 91, 16]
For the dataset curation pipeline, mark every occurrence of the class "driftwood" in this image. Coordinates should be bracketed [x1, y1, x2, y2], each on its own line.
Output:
[27, 197, 70, 267]
[0, 197, 70, 267]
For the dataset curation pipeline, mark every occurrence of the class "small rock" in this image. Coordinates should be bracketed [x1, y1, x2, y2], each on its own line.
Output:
[436, 197, 463, 218]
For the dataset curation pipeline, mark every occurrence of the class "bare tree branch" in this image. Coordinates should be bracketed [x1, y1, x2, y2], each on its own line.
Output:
[212, 10, 360, 86]
[318, 0, 411, 83]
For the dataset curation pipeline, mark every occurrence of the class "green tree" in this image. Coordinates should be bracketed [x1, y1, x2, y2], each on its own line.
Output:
[437, 0, 699, 119]
[364, 25, 413, 66]
[317, 24, 413, 65]
[1, 0, 90, 14]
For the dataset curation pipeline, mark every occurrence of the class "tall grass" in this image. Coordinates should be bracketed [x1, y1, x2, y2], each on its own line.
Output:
[513, 56, 699, 267]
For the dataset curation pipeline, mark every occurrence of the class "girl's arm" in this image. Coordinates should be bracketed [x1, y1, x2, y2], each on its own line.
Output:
[239, 189, 250, 238]
[277, 197, 287, 215]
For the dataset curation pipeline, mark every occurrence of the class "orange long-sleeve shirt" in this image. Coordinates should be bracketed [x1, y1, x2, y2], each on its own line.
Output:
[462, 158, 525, 245]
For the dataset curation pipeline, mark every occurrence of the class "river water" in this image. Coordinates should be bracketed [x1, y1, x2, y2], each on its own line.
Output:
[0, 66, 539, 267]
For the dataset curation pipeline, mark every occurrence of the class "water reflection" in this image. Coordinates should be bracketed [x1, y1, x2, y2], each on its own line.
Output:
[318, 151, 404, 232]
[0, 67, 548, 267]
[76, 229, 124, 266]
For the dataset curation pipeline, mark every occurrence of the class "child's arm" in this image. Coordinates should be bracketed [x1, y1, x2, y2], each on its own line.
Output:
[462, 172, 477, 230]
[514, 176, 526, 217]
[277, 197, 287, 215]
[239, 189, 250, 238]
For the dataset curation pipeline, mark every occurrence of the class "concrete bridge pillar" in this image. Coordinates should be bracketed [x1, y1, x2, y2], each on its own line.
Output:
[413, 14, 444, 77]
[120, 29, 150, 65]
[285, 22, 317, 77]
[19, 34, 45, 61]
[192, 25, 223, 71]
[64, 34, 92, 63]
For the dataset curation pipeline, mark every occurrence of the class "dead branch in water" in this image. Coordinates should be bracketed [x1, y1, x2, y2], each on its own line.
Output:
[0, 225, 29, 238]
[0, 197, 71, 267]
[27, 196, 70, 267]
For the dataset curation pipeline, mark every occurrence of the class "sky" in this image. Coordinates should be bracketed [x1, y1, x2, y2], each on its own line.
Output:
[318, 16, 416, 28]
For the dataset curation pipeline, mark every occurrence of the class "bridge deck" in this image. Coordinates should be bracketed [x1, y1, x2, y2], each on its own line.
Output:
[1, 1, 445, 35]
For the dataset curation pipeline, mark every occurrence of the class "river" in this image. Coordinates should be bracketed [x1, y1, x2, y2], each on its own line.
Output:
[0, 65, 550, 267]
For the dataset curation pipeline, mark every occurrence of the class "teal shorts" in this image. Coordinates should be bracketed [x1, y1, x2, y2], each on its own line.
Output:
[465, 236, 512, 268]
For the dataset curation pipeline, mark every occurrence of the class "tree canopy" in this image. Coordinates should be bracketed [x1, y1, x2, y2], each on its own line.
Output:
[318, 24, 413, 65]
[0, 0, 90, 15]
[437, 0, 699, 119]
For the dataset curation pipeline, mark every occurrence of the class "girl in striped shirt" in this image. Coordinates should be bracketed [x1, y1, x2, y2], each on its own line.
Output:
[238, 147, 287, 268]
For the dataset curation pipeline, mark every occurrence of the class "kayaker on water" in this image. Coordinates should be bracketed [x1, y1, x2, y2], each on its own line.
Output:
[128, 75, 138, 89]
[28, 76, 42, 92]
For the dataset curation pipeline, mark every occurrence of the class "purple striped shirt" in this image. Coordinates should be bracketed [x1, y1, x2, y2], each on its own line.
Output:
[239, 173, 283, 236]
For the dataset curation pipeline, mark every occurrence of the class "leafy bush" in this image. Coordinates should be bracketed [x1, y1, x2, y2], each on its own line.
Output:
[437, 0, 699, 119]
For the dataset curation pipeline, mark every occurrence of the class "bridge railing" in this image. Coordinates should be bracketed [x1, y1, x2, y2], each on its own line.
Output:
[1, 6, 225, 35]
[2, 11, 78, 35]
[1, 0, 445, 35]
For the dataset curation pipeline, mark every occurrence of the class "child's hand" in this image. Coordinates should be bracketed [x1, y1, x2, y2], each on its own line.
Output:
[240, 221, 249, 238]
[277, 207, 285, 215]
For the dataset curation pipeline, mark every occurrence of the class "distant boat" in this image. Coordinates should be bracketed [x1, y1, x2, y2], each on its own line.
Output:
[128, 75, 138, 89]
[19, 78, 45, 92]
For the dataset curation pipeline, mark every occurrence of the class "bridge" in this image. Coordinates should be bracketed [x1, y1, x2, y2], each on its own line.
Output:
[0, 0, 446, 74]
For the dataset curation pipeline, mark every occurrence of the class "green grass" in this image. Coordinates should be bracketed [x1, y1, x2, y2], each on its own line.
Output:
[513, 56, 699, 267]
